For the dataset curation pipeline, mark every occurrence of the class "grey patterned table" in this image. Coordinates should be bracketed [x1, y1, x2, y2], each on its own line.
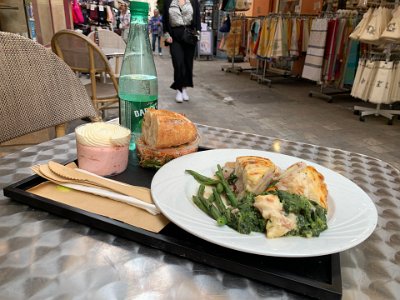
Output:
[1, 124, 399, 300]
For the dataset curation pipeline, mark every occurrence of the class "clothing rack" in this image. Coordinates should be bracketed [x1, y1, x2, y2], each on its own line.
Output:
[221, 14, 257, 74]
[307, 11, 360, 102]
[251, 13, 316, 87]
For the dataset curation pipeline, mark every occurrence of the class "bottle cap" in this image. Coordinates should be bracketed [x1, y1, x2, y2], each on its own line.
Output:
[130, 0, 149, 15]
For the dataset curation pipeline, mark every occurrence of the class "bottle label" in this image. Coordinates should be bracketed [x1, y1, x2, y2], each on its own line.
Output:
[120, 99, 158, 141]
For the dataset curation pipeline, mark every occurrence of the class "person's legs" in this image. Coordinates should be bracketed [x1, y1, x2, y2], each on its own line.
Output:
[180, 43, 196, 101]
[182, 44, 196, 88]
[169, 40, 186, 91]
[151, 34, 156, 52]
[157, 35, 162, 54]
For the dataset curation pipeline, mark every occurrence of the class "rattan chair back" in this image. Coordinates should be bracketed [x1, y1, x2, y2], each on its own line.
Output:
[88, 29, 126, 49]
[51, 30, 119, 117]
[87, 29, 126, 76]
[0, 31, 97, 144]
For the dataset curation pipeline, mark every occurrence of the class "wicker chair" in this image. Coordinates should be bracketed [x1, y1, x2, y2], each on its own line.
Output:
[51, 30, 119, 118]
[0, 31, 97, 144]
[87, 29, 126, 76]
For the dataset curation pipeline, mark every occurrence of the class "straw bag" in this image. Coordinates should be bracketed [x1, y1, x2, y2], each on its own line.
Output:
[381, 7, 400, 42]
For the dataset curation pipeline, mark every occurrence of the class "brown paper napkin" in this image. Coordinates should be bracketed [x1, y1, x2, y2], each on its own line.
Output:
[28, 163, 170, 233]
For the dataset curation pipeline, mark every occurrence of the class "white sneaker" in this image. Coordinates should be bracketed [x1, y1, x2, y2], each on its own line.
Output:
[182, 88, 189, 101]
[175, 90, 183, 103]
[159, 52, 162, 56]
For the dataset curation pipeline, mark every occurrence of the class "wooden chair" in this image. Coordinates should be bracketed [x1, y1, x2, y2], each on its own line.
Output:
[0, 31, 97, 145]
[88, 29, 126, 76]
[51, 29, 119, 118]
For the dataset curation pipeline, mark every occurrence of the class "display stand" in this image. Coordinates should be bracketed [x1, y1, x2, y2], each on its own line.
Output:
[353, 45, 400, 125]
[250, 57, 272, 87]
[221, 12, 244, 74]
[307, 10, 357, 103]
[309, 84, 351, 103]
[354, 103, 400, 125]
[221, 12, 256, 74]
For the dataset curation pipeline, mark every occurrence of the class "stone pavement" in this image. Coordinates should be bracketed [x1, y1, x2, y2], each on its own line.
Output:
[152, 53, 400, 170]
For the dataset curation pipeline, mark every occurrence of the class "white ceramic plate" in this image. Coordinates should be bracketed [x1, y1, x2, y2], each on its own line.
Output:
[151, 149, 378, 257]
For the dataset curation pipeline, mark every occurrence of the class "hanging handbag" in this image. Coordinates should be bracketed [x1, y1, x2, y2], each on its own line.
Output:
[220, 0, 235, 12]
[182, 27, 198, 45]
[381, 7, 400, 42]
[235, 0, 252, 12]
[369, 61, 394, 104]
[219, 15, 231, 33]
[349, 7, 372, 40]
[72, 0, 84, 25]
[359, 7, 388, 45]
[89, 4, 99, 22]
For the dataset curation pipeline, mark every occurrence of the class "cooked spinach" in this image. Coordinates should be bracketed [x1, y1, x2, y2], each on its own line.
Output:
[275, 190, 328, 238]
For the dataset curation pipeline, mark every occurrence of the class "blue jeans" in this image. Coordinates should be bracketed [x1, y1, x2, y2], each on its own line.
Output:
[152, 34, 161, 53]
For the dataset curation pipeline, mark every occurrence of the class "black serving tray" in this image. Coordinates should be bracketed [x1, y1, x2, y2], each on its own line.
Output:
[3, 149, 342, 300]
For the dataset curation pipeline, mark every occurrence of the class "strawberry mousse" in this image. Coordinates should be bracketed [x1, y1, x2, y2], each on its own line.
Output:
[75, 123, 131, 176]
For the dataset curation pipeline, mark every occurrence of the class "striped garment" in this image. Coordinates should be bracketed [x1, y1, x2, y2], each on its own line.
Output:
[168, 0, 193, 27]
[302, 18, 329, 82]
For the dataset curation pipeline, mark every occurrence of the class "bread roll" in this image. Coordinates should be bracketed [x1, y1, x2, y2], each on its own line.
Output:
[142, 108, 197, 149]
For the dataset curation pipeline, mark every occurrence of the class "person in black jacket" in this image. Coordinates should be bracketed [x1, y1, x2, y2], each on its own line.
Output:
[163, 0, 201, 103]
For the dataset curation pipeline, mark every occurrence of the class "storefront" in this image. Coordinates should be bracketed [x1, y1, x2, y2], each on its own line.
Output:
[0, 0, 72, 46]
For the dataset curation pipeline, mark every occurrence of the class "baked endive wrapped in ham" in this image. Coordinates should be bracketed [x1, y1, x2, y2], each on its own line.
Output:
[137, 109, 199, 168]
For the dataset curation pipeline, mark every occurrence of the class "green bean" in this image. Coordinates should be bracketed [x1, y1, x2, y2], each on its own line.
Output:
[216, 182, 224, 193]
[197, 184, 206, 199]
[216, 164, 238, 207]
[185, 170, 220, 185]
[192, 196, 209, 215]
[217, 215, 227, 226]
[212, 187, 226, 213]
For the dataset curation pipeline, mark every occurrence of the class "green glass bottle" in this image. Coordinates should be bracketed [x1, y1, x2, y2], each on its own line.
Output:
[119, 0, 158, 150]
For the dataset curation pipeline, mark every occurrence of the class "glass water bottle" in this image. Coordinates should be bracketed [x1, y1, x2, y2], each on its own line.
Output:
[119, 0, 158, 150]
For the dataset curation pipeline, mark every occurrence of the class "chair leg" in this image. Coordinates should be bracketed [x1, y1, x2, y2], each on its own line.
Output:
[55, 123, 67, 137]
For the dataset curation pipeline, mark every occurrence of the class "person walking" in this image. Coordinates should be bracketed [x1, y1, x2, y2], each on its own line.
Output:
[149, 9, 163, 55]
[163, 0, 201, 103]
[119, 1, 130, 42]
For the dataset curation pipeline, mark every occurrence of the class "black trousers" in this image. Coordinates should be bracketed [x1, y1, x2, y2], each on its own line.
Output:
[169, 26, 196, 91]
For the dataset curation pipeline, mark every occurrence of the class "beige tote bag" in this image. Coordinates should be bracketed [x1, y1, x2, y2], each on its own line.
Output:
[381, 7, 400, 42]
[359, 7, 387, 45]
[350, 8, 373, 40]
[351, 59, 366, 98]
[389, 62, 400, 102]
[357, 60, 378, 101]
[369, 61, 394, 104]
[235, 0, 252, 11]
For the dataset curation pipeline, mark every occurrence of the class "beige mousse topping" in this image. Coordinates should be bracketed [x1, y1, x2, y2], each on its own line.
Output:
[75, 123, 131, 147]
